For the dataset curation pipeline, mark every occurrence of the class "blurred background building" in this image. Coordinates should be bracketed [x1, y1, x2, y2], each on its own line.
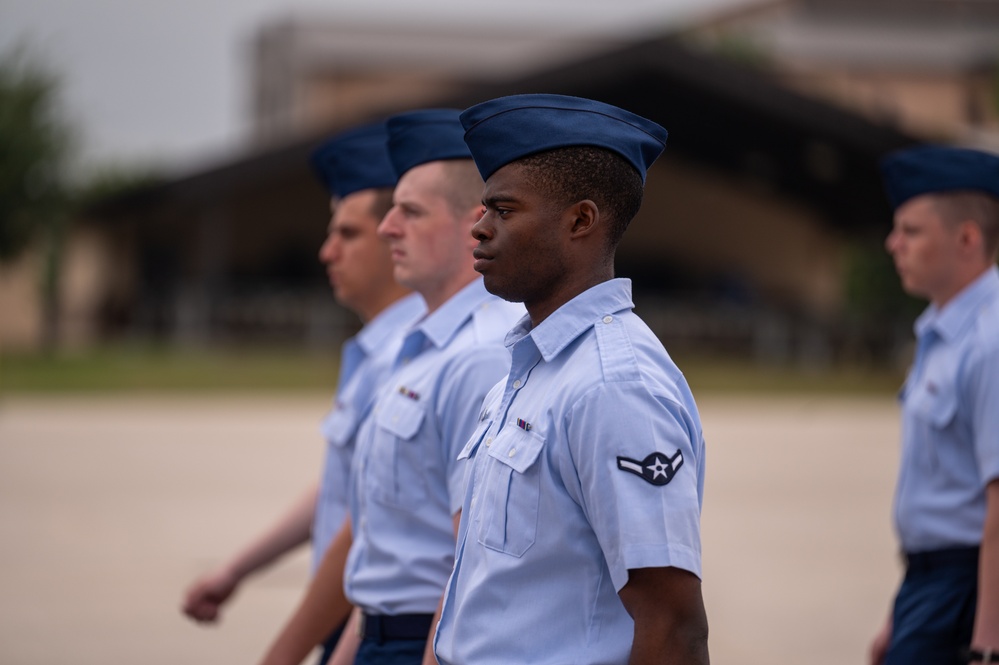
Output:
[3, 0, 997, 366]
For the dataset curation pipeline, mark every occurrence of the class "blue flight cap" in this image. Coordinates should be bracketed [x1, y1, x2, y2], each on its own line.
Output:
[310, 121, 397, 198]
[881, 145, 999, 210]
[386, 109, 472, 178]
[459, 94, 668, 182]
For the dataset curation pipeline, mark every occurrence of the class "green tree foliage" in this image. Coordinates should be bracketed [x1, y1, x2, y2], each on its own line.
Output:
[0, 48, 71, 263]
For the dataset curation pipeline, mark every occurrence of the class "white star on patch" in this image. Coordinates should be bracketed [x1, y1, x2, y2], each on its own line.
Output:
[646, 456, 669, 480]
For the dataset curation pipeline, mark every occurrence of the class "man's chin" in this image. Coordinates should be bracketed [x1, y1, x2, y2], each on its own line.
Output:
[482, 277, 523, 303]
[393, 270, 419, 292]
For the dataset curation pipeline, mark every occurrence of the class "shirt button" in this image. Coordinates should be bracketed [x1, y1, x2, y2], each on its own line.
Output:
[392, 415, 399, 423]
[485, 437, 493, 446]
[603, 315, 613, 324]
[508, 448, 517, 457]
[513, 379, 522, 389]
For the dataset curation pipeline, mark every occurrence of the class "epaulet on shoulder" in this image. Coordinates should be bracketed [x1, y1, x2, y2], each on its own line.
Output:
[593, 313, 642, 383]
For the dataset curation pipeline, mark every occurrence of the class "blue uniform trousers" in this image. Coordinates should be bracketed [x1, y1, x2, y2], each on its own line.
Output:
[885, 547, 978, 665]
[353, 638, 426, 665]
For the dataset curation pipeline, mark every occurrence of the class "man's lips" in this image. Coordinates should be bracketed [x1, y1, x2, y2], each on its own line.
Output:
[472, 247, 494, 271]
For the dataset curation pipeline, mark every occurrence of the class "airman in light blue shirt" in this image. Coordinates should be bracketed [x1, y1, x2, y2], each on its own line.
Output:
[314, 290, 425, 571]
[437, 279, 704, 665]
[257, 109, 524, 665]
[436, 94, 709, 665]
[894, 265, 999, 554]
[872, 145, 999, 665]
[184, 122, 419, 665]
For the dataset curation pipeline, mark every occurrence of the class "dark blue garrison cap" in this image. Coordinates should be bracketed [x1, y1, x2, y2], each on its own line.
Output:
[386, 109, 472, 178]
[310, 121, 397, 199]
[881, 145, 999, 210]
[459, 94, 668, 182]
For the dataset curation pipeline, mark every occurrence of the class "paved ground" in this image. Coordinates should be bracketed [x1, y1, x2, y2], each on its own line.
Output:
[0, 393, 903, 665]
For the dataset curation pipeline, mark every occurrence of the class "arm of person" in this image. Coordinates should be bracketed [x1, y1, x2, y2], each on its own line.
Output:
[618, 566, 709, 665]
[257, 517, 355, 665]
[182, 483, 319, 623]
[422, 511, 462, 665]
[972, 479, 999, 650]
[326, 608, 361, 665]
[868, 613, 892, 665]
[969, 341, 999, 651]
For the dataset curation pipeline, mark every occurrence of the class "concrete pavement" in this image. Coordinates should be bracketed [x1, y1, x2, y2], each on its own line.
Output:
[0, 393, 902, 664]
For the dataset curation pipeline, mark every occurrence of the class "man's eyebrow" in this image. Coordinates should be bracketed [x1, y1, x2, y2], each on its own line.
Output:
[482, 194, 517, 207]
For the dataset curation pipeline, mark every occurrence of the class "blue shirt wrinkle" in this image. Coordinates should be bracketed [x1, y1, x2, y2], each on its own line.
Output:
[312, 293, 425, 572]
[345, 278, 525, 615]
[435, 278, 706, 665]
[895, 266, 999, 553]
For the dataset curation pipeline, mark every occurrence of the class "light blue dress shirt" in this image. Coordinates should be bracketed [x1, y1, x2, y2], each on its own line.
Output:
[344, 278, 525, 615]
[312, 293, 426, 572]
[435, 278, 705, 665]
[894, 265, 999, 553]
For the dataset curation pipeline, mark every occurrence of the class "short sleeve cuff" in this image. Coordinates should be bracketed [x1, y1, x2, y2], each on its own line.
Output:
[611, 543, 702, 591]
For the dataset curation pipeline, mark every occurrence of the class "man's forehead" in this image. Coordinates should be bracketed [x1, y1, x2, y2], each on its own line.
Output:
[483, 162, 531, 197]
[894, 195, 941, 224]
[394, 162, 448, 201]
[332, 193, 380, 226]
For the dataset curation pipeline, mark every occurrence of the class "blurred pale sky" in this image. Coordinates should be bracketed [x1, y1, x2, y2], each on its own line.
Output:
[0, 0, 752, 176]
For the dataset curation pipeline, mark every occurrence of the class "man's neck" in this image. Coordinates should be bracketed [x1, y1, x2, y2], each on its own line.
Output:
[421, 272, 478, 314]
[358, 286, 414, 324]
[526, 268, 614, 328]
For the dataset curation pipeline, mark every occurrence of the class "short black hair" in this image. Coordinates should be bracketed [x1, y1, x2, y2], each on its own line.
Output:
[515, 146, 645, 248]
[438, 159, 485, 219]
[931, 191, 999, 260]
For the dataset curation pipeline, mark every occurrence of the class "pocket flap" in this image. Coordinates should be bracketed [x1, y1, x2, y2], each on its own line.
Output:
[322, 407, 359, 447]
[913, 380, 958, 428]
[487, 424, 545, 474]
[376, 391, 426, 440]
[458, 419, 492, 461]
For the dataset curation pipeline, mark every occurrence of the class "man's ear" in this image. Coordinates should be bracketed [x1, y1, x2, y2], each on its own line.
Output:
[566, 200, 600, 239]
[957, 219, 984, 256]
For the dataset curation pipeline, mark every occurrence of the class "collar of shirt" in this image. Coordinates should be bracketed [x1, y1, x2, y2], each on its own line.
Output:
[410, 277, 495, 351]
[338, 292, 426, 392]
[504, 278, 635, 362]
[915, 265, 999, 343]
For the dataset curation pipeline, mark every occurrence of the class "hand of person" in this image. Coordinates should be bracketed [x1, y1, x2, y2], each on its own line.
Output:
[182, 567, 240, 623]
[868, 617, 892, 665]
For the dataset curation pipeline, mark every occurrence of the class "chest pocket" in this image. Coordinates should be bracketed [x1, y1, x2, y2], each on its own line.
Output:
[908, 375, 958, 470]
[320, 407, 360, 504]
[911, 382, 958, 428]
[373, 391, 428, 507]
[476, 424, 546, 557]
[458, 419, 492, 462]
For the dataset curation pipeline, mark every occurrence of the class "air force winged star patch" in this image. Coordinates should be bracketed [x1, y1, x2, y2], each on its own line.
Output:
[617, 450, 683, 486]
